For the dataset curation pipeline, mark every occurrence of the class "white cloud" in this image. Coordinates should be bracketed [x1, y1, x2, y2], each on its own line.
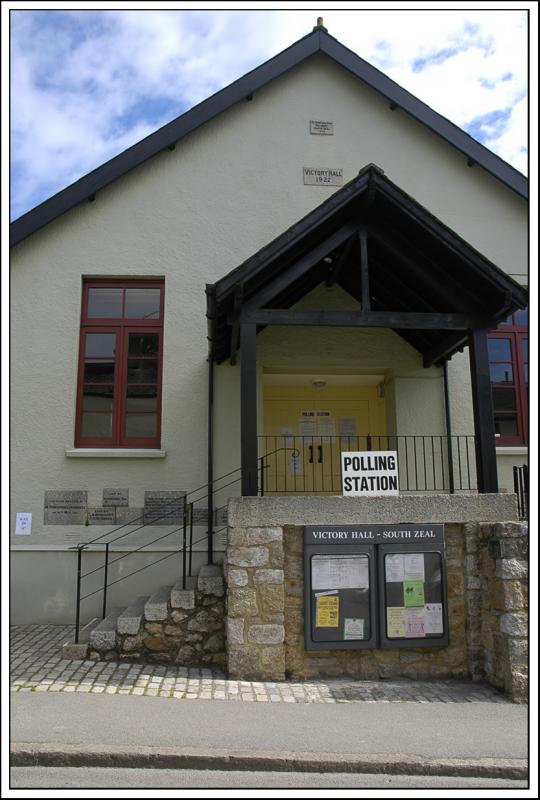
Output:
[9, 8, 529, 219]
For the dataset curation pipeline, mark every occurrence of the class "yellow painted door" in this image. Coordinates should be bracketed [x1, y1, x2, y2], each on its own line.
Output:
[262, 380, 386, 494]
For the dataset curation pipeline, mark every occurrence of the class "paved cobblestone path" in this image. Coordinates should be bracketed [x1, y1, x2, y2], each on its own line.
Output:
[11, 625, 510, 704]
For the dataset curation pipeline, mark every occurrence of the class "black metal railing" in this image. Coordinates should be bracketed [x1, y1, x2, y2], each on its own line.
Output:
[513, 464, 529, 519]
[257, 435, 478, 494]
[70, 448, 295, 643]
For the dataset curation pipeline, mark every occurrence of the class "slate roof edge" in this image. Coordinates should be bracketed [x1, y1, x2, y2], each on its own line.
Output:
[10, 27, 527, 248]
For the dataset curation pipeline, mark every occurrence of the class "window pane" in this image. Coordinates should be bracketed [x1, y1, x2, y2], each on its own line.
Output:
[492, 387, 517, 412]
[488, 338, 512, 360]
[127, 359, 157, 383]
[87, 288, 122, 318]
[85, 333, 116, 358]
[84, 360, 115, 382]
[521, 339, 528, 360]
[490, 364, 513, 384]
[125, 413, 157, 437]
[514, 308, 528, 326]
[83, 385, 114, 410]
[128, 333, 159, 357]
[81, 412, 112, 437]
[124, 288, 161, 319]
[494, 415, 518, 436]
[126, 386, 157, 411]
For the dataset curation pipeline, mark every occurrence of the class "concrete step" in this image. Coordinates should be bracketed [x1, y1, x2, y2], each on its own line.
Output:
[144, 587, 172, 621]
[117, 596, 149, 635]
[89, 608, 125, 651]
[62, 617, 100, 660]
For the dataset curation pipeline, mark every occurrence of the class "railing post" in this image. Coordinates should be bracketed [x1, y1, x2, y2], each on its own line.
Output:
[102, 543, 110, 619]
[188, 503, 194, 576]
[182, 501, 187, 590]
[75, 546, 83, 644]
[259, 456, 265, 496]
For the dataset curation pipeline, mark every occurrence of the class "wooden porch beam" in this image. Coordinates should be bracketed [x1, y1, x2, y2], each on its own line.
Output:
[240, 309, 482, 329]
[240, 323, 258, 496]
[238, 221, 359, 315]
[325, 232, 356, 287]
[229, 283, 244, 365]
[468, 328, 498, 493]
[359, 227, 371, 311]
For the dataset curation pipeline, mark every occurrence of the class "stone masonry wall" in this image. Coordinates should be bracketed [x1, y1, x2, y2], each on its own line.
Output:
[225, 527, 286, 680]
[224, 499, 527, 701]
[465, 521, 528, 702]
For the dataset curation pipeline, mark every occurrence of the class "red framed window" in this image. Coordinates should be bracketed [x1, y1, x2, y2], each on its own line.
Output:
[75, 280, 164, 448]
[488, 308, 528, 446]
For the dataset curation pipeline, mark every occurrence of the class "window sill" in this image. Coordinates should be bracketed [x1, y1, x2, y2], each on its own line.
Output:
[65, 448, 166, 458]
[496, 447, 528, 456]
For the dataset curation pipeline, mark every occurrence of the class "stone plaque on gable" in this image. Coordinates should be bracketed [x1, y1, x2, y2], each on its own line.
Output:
[87, 507, 117, 526]
[310, 120, 334, 135]
[303, 167, 343, 186]
[44, 490, 88, 525]
[144, 491, 186, 526]
[103, 488, 129, 507]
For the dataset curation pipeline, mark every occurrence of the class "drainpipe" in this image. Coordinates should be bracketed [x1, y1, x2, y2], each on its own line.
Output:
[443, 360, 455, 494]
[205, 285, 216, 565]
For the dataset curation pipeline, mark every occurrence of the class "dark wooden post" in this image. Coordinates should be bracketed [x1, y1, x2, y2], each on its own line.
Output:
[468, 329, 498, 493]
[240, 322, 258, 495]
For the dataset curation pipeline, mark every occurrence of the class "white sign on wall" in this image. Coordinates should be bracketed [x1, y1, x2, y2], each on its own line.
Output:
[15, 513, 32, 535]
[341, 451, 399, 497]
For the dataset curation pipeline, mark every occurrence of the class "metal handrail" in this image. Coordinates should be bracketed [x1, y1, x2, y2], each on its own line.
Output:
[71, 447, 295, 642]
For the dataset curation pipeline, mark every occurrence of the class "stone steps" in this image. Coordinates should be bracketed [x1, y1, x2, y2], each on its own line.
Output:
[117, 596, 149, 635]
[62, 617, 100, 660]
[62, 563, 225, 666]
[89, 607, 125, 652]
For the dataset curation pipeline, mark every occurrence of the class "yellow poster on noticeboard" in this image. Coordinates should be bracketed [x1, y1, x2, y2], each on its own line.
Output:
[316, 594, 339, 627]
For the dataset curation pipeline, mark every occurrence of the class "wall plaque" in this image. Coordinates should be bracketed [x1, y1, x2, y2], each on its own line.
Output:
[144, 491, 186, 526]
[303, 167, 343, 186]
[310, 120, 333, 135]
[103, 488, 129, 507]
[44, 490, 88, 525]
[87, 507, 116, 526]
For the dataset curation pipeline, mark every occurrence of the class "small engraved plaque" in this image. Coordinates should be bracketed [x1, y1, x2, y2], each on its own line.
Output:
[44, 490, 88, 525]
[87, 507, 116, 525]
[214, 506, 228, 526]
[310, 120, 333, 135]
[303, 167, 343, 186]
[103, 488, 129, 507]
[144, 491, 186, 526]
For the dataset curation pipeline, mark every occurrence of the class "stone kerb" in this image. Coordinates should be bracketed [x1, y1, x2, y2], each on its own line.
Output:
[225, 527, 285, 680]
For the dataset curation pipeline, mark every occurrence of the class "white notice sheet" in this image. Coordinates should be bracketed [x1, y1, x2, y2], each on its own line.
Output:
[404, 553, 425, 581]
[385, 553, 405, 583]
[424, 603, 444, 634]
[312, 555, 369, 590]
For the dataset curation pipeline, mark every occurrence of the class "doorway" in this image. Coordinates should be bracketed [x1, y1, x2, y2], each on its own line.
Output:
[261, 373, 386, 494]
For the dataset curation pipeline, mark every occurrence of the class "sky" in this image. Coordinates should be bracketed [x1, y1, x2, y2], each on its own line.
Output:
[7, 5, 532, 220]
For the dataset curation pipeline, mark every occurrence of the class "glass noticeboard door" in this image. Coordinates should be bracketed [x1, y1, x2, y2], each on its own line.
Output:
[304, 545, 377, 650]
[377, 543, 449, 648]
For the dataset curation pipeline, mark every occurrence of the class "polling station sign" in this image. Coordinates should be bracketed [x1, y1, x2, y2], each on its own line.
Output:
[341, 451, 399, 497]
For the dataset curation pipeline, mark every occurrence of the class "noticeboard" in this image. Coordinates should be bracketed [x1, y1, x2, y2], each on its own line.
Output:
[304, 524, 447, 651]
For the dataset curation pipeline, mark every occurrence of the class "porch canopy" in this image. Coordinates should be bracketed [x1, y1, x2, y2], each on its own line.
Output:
[206, 164, 527, 496]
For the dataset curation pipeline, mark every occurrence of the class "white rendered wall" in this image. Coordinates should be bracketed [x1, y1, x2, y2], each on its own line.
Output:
[10, 53, 527, 620]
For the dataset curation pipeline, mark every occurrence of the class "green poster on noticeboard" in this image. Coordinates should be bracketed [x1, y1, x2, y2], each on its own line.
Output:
[403, 580, 424, 607]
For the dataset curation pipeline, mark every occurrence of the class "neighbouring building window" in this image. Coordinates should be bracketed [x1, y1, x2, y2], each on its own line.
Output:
[75, 280, 164, 447]
[488, 308, 528, 446]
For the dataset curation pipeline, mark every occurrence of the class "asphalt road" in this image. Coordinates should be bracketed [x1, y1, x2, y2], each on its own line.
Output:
[9, 767, 530, 790]
[11, 692, 528, 761]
